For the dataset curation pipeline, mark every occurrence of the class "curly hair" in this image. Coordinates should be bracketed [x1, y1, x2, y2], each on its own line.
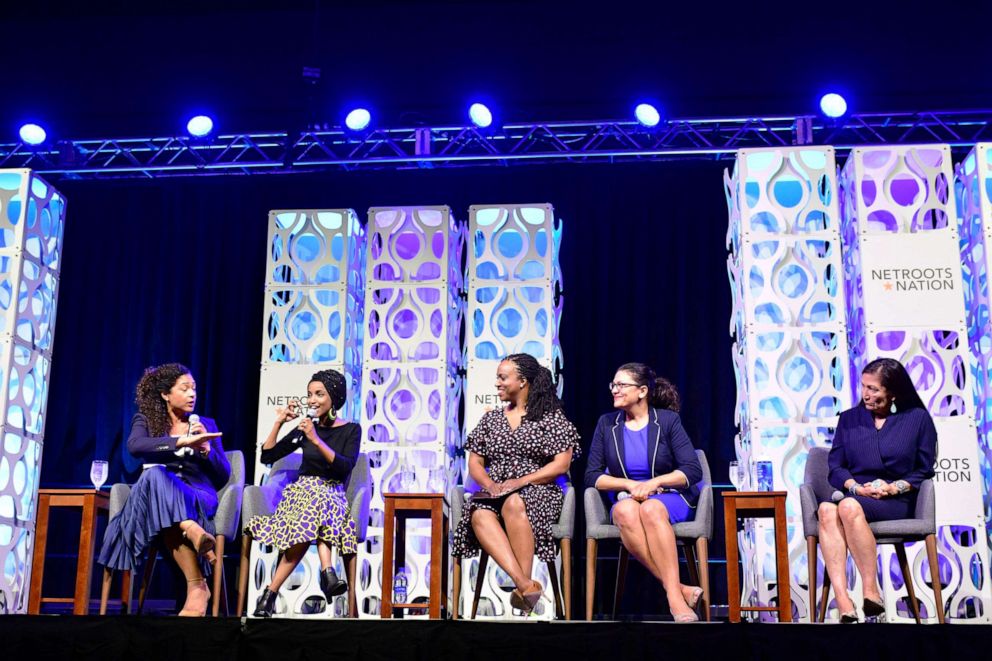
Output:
[503, 353, 561, 422]
[310, 368, 347, 419]
[135, 363, 192, 437]
[616, 362, 681, 412]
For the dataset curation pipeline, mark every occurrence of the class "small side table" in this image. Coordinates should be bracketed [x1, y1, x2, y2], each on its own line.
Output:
[723, 490, 792, 623]
[380, 492, 449, 619]
[28, 488, 109, 615]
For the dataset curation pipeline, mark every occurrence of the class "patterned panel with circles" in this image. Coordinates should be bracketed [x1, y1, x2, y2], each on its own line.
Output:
[0, 170, 65, 614]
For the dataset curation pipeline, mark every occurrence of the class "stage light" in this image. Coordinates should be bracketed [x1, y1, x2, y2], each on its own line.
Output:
[186, 115, 214, 137]
[468, 103, 493, 128]
[19, 123, 47, 146]
[345, 108, 371, 131]
[819, 93, 848, 118]
[634, 103, 661, 127]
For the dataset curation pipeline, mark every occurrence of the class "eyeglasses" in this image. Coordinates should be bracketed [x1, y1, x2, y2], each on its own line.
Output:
[608, 382, 640, 393]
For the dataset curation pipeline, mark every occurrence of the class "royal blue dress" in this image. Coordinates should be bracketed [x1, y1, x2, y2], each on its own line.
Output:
[827, 405, 937, 522]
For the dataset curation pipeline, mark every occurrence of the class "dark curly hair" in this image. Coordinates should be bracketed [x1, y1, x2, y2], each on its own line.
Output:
[504, 353, 561, 422]
[861, 358, 926, 412]
[616, 362, 681, 412]
[136, 363, 192, 437]
[311, 369, 347, 420]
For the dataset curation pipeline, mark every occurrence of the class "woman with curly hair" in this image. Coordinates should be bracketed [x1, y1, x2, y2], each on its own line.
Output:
[451, 353, 581, 614]
[98, 363, 230, 617]
[585, 363, 704, 622]
[246, 369, 361, 617]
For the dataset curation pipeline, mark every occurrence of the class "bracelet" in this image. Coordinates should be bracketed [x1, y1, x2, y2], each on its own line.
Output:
[894, 479, 910, 494]
[848, 483, 860, 496]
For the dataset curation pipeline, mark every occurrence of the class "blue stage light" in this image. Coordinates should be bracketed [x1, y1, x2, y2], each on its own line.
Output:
[345, 108, 371, 131]
[634, 103, 661, 127]
[186, 115, 214, 137]
[819, 93, 848, 118]
[19, 123, 47, 146]
[469, 103, 493, 128]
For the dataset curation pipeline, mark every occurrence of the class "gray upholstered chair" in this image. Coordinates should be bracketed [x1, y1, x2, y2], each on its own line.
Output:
[800, 446, 945, 623]
[450, 481, 575, 620]
[236, 451, 371, 618]
[98, 450, 245, 616]
[584, 448, 713, 621]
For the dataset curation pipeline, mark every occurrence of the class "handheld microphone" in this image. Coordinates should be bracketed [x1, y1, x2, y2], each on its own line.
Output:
[177, 414, 201, 457]
[831, 490, 844, 503]
[291, 407, 319, 444]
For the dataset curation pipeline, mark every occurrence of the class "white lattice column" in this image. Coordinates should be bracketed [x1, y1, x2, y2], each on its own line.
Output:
[0, 170, 66, 614]
[247, 209, 365, 618]
[461, 203, 563, 619]
[726, 148, 852, 621]
[956, 144, 992, 552]
[840, 145, 992, 622]
[357, 206, 464, 618]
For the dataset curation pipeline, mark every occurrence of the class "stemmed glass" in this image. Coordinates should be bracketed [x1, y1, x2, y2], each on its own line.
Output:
[90, 460, 108, 490]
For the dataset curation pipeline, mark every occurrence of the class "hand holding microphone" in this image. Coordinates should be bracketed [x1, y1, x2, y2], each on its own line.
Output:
[176, 413, 222, 455]
[294, 407, 320, 445]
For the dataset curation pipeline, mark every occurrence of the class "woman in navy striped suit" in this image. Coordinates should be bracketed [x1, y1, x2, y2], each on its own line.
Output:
[819, 358, 937, 622]
[585, 363, 704, 622]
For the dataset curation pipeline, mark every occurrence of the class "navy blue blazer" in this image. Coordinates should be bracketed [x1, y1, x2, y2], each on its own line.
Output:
[584, 407, 703, 505]
[127, 412, 231, 494]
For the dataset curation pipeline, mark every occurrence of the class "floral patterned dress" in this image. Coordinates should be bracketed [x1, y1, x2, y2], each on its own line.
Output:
[452, 407, 581, 562]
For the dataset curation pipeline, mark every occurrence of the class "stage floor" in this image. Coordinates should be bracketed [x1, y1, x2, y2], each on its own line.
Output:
[3, 616, 990, 661]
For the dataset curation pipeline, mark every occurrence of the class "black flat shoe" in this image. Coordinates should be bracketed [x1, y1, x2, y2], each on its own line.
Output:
[840, 611, 859, 623]
[319, 568, 348, 599]
[862, 598, 885, 618]
[253, 587, 277, 617]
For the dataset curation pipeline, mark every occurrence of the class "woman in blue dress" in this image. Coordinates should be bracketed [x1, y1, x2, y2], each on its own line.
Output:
[819, 358, 937, 622]
[585, 363, 704, 622]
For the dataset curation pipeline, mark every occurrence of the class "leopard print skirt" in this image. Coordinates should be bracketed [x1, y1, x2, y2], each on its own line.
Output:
[245, 475, 357, 554]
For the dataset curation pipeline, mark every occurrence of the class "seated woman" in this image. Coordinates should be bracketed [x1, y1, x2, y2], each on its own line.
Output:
[246, 369, 361, 617]
[819, 357, 937, 623]
[98, 363, 230, 617]
[452, 353, 581, 614]
[585, 362, 704, 622]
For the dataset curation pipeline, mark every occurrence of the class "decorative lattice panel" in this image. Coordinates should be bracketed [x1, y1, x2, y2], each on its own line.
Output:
[840, 145, 991, 622]
[726, 147, 851, 621]
[357, 206, 464, 618]
[247, 209, 365, 618]
[460, 203, 564, 619]
[0, 170, 66, 614]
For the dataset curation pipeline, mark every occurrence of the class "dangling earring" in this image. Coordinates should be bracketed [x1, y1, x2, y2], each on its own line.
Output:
[890, 400, 897, 414]
[328, 407, 338, 422]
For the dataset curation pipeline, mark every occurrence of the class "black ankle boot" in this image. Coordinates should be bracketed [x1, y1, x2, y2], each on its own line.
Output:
[319, 568, 348, 600]
[253, 587, 277, 617]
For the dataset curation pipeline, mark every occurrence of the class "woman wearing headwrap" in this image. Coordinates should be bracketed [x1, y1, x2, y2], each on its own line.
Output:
[245, 369, 361, 617]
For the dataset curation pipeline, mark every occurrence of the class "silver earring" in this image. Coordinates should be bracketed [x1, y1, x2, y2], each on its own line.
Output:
[890, 401, 897, 414]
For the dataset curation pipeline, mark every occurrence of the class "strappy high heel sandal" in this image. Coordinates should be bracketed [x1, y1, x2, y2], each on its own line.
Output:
[178, 578, 211, 617]
[182, 522, 216, 556]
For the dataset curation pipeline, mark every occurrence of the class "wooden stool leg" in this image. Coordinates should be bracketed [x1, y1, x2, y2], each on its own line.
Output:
[696, 537, 711, 622]
[895, 543, 921, 624]
[684, 543, 699, 587]
[561, 538, 572, 620]
[925, 534, 945, 624]
[452, 558, 461, 620]
[773, 498, 792, 622]
[547, 559, 563, 619]
[724, 500, 742, 623]
[237, 534, 251, 617]
[612, 546, 628, 620]
[471, 553, 489, 619]
[585, 538, 597, 621]
[346, 553, 358, 618]
[211, 535, 226, 617]
[806, 536, 818, 623]
[818, 571, 830, 623]
[137, 547, 157, 614]
[100, 568, 114, 615]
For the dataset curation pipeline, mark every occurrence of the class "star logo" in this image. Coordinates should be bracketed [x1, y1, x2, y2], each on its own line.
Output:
[883, 282, 893, 291]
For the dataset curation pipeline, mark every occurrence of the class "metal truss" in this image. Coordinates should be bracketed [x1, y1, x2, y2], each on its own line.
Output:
[2, 110, 991, 179]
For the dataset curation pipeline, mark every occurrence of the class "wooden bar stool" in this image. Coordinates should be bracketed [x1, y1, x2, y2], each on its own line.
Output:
[723, 491, 792, 623]
[380, 493, 448, 619]
[28, 489, 110, 615]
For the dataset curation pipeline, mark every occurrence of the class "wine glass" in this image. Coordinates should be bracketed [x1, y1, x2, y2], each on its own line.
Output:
[90, 460, 108, 490]
[729, 460, 742, 491]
